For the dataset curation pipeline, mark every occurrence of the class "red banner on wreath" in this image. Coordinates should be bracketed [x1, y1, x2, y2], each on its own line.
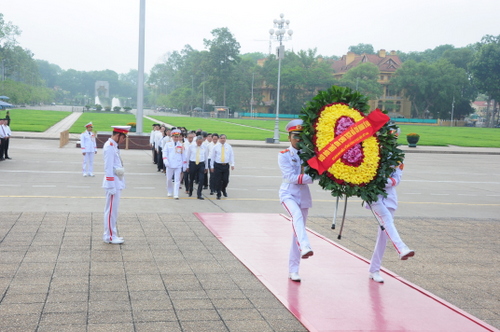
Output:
[307, 109, 389, 174]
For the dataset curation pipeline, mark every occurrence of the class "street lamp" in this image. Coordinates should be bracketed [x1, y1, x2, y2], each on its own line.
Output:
[269, 13, 293, 143]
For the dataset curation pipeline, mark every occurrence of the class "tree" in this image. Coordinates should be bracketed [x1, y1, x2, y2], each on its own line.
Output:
[37, 59, 62, 88]
[203, 27, 241, 106]
[259, 49, 336, 114]
[391, 59, 472, 119]
[0, 13, 21, 45]
[470, 35, 500, 126]
[470, 38, 500, 101]
[348, 43, 375, 55]
[338, 63, 383, 99]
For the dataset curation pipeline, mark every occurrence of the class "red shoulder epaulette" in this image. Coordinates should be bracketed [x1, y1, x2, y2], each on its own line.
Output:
[280, 149, 289, 154]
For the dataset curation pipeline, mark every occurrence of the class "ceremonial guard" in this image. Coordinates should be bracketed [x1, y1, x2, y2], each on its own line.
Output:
[162, 129, 186, 199]
[209, 134, 234, 200]
[366, 160, 415, 283]
[278, 119, 314, 282]
[102, 125, 130, 244]
[80, 122, 97, 176]
[186, 135, 209, 200]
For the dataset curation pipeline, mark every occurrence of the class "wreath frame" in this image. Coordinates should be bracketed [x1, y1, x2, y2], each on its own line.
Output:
[298, 85, 404, 204]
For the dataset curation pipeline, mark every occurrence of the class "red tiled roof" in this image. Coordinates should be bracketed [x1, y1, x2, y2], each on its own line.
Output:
[332, 52, 402, 74]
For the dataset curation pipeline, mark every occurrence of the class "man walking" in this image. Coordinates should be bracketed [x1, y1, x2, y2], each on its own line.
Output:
[278, 119, 314, 282]
[210, 134, 234, 200]
[162, 129, 186, 199]
[102, 125, 130, 244]
[186, 135, 209, 200]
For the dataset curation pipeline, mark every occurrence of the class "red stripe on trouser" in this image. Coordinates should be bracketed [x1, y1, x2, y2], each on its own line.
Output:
[282, 202, 302, 251]
[107, 194, 114, 241]
[373, 209, 401, 255]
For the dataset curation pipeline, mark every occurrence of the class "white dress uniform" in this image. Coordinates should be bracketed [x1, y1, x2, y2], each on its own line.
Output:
[80, 123, 97, 176]
[102, 126, 130, 244]
[163, 133, 186, 199]
[278, 145, 314, 275]
[367, 164, 413, 275]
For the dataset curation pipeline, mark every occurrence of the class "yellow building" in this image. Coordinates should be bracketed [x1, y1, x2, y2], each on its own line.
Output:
[331, 49, 411, 118]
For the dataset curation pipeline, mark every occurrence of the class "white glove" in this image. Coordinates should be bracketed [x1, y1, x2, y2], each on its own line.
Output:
[163, 159, 169, 168]
[385, 177, 397, 188]
[106, 188, 116, 195]
[114, 167, 125, 180]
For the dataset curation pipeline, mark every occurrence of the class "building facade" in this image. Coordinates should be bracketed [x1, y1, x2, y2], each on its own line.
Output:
[331, 49, 411, 118]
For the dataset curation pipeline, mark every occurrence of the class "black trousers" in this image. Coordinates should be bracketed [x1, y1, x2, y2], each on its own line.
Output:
[189, 161, 206, 198]
[152, 146, 157, 164]
[156, 147, 163, 171]
[213, 162, 230, 196]
[0, 138, 8, 159]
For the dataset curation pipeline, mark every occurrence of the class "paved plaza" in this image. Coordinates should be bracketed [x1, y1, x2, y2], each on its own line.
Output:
[0, 120, 499, 331]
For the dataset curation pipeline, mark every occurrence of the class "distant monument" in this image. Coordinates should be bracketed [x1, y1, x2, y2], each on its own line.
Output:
[95, 81, 109, 105]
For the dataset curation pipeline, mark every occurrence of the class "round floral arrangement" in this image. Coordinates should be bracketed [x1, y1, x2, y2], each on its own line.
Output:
[299, 86, 404, 203]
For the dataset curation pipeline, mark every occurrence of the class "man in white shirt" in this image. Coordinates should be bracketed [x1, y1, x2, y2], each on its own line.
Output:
[80, 122, 97, 176]
[207, 133, 219, 195]
[149, 124, 160, 164]
[182, 132, 196, 193]
[186, 135, 209, 200]
[209, 134, 235, 200]
[0, 118, 12, 160]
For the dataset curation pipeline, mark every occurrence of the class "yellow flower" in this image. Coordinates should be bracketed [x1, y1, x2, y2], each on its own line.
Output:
[315, 104, 380, 185]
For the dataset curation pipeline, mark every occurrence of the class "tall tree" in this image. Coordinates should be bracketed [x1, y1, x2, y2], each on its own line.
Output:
[391, 59, 472, 119]
[203, 27, 241, 106]
[338, 63, 383, 99]
[470, 35, 500, 126]
[348, 43, 375, 55]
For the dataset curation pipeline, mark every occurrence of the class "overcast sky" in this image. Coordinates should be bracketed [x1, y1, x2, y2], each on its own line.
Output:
[3, 0, 499, 74]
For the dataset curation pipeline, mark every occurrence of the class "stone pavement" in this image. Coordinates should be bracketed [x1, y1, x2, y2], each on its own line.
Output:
[0, 113, 499, 331]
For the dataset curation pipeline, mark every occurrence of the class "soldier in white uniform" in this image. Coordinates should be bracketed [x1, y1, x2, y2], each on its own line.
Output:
[366, 161, 415, 283]
[162, 129, 186, 199]
[278, 119, 314, 282]
[102, 125, 130, 244]
[80, 122, 97, 177]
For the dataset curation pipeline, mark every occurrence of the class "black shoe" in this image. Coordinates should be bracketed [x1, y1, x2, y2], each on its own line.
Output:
[210, 191, 214, 195]
[188, 192, 192, 197]
[216, 196, 221, 200]
[203, 186, 208, 189]
[197, 197, 204, 200]
[5, 157, 11, 160]
[223, 191, 227, 197]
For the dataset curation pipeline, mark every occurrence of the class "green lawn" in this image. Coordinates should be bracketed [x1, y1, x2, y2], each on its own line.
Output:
[1, 109, 72, 132]
[397, 125, 500, 147]
[3, 109, 500, 147]
[149, 115, 289, 140]
[69, 112, 157, 134]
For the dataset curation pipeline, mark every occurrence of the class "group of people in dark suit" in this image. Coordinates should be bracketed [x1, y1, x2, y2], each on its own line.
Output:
[149, 124, 235, 200]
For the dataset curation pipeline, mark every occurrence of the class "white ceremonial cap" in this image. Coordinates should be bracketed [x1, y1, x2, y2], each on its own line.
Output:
[111, 125, 131, 134]
[285, 119, 304, 133]
[85, 122, 93, 128]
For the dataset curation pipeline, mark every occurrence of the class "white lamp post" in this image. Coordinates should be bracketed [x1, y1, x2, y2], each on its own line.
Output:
[269, 13, 293, 143]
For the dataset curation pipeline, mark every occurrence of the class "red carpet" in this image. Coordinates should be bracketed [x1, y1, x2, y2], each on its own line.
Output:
[195, 213, 497, 332]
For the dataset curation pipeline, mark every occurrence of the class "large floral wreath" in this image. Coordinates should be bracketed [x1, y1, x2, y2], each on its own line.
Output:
[299, 86, 404, 203]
